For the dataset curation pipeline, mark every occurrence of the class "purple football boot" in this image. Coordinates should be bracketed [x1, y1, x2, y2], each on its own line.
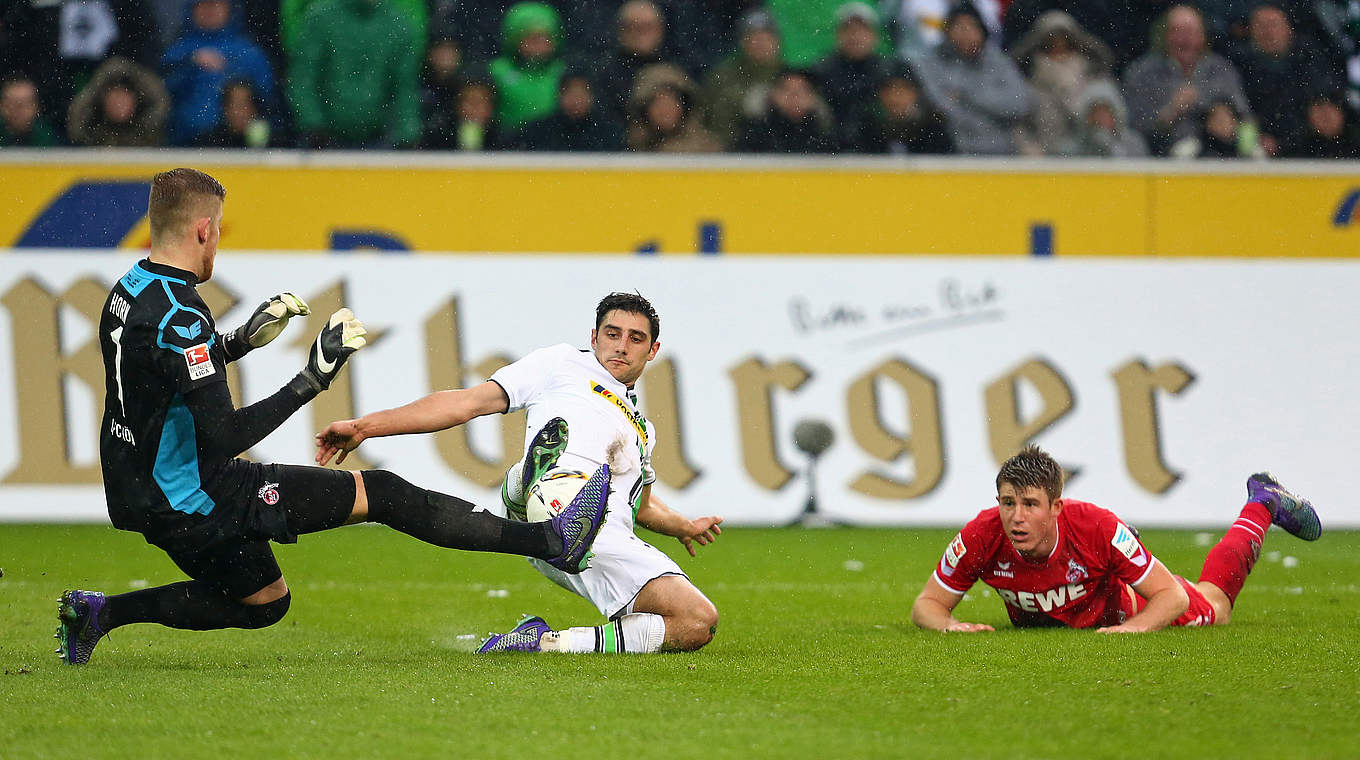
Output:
[476, 615, 553, 654]
[1247, 472, 1322, 541]
[55, 590, 108, 665]
[545, 463, 610, 574]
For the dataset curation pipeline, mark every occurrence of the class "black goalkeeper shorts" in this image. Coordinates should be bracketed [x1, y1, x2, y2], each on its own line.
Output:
[147, 463, 356, 599]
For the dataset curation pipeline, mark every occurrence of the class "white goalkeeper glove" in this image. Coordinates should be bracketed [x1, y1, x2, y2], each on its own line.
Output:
[224, 292, 310, 360]
[294, 308, 367, 394]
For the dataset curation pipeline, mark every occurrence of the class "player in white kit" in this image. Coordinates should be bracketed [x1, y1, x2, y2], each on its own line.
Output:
[315, 293, 723, 653]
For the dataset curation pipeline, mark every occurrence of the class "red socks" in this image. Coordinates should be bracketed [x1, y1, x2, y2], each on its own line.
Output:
[1197, 502, 1272, 605]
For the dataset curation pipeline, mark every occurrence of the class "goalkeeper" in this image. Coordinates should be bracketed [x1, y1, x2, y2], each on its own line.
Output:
[317, 292, 723, 654]
[55, 168, 607, 666]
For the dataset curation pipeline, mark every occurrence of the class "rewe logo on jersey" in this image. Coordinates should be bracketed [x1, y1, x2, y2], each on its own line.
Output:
[997, 583, 1088, 613]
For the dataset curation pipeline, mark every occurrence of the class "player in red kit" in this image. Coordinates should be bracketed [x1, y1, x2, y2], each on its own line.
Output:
[911, 445, 1322, 633]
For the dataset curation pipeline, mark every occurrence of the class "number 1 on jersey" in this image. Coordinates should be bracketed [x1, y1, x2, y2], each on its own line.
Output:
[110, 325, 126, 416]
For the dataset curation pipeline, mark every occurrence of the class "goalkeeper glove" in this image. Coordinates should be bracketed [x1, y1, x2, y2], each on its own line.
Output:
[291, 308, 367, 395]
[223, 293, 310, 361]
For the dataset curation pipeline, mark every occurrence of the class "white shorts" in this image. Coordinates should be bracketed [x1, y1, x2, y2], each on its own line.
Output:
[528, 516, 685, 619]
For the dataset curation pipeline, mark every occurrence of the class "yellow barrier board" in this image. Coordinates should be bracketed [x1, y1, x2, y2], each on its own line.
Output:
[1, 159, 1356, 255]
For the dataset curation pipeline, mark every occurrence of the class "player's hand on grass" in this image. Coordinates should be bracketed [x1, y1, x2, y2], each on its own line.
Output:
[942, 622, 994, 633]
[1095, 624, 1149, 634]
[299, 308, 366, 393]
[678, 516, 723, 557]
[315, 419, 364, 465]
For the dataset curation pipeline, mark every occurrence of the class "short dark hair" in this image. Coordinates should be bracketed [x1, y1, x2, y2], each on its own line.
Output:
[595, 291, 660, 341]
[996, 444, 1064, 502]
[148, 168, 226, 245]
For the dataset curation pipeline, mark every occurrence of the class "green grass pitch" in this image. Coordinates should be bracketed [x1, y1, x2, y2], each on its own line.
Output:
[2, 524, 1357, 759]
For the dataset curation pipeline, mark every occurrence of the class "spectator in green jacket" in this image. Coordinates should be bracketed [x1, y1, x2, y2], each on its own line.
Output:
[280, 0, 425, 57]
[287, 0, 421, 148]
[489, 2, 566, 130]
[702, 9, 784, 148]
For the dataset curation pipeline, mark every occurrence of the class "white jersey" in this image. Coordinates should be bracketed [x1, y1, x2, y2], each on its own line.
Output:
[491, 344, 657, 531]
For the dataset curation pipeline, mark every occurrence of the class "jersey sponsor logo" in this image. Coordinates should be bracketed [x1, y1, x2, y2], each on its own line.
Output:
[997, 583, 1088, 613]
[589, 381, 649, 445]
[992, 564, 1014, 578]
[1066, 558, 1089, 583]
[109, 418, 136, 445]
[257, 482, 280, 505]
[171, 321, 203, 341]
[1112, 523, 1149, 567]
[184, 343, 215, 380]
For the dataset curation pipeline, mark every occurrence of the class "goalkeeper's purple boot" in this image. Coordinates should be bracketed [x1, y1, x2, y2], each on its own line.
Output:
[1247, 472, 1322, 541]
[545, 463, 610, 574]
[476, 615, 552, 654]
[55, 590, 108, 665]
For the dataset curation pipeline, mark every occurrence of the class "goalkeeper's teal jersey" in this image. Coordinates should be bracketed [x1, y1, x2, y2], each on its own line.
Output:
[98, 260, 233, 531]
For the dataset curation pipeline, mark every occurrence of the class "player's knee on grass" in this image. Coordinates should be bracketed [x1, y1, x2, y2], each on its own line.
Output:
[240, 591, 291, 629]
[672, 600, 719, 651]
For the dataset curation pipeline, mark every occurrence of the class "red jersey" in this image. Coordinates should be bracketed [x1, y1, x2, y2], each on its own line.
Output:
[933, 500, 1157, 629]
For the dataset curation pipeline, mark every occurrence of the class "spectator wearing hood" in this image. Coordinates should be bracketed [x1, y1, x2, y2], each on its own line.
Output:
[489, 2, 568, 130]
[162, 0, 275, 145]
[288, 0, 421, 148]
[0, 0, 158, 136]
[1279, 91, 1360, 158]
[736, 67, 837, 153]
[626, 63, 723, 152]
[1, 77, 62, 147]
[1123, 4, 1252, 155]
[702, 8, 785, 149]
[845, 60, 952, 154]
[1002, 0, 1156, 71]
[516, 66, 625, 151]
[811, 2, 888, 139]
[67, 56, 171, 146]
[1065, 80, 1148, 157]
[912, 4, 1032, 155]
[1010, 10, 1116, 156]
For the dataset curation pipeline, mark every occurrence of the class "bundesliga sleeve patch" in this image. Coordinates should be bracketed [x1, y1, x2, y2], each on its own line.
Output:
[944, 533, 968, 571]
[1111, 523, 1148, 566]
[184, 343, 216, 380]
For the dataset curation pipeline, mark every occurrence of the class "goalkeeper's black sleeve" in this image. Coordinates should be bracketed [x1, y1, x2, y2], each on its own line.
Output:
[183, 376, 318, 460]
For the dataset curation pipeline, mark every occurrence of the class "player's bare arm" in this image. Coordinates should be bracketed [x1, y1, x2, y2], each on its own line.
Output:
[911, 575, 995, 633]
[315, 380, 509, 465]
[1096, 560, 1190, 634]
[634, 485, 723, 557]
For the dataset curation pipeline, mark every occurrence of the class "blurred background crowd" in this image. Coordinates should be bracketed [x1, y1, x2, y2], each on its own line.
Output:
[2, 0, 1359, 158]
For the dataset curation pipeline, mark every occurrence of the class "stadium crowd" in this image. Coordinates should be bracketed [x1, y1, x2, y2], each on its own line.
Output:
[3, 0, 1360, 158]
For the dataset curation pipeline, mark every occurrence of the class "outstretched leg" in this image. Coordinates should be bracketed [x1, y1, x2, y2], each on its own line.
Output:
[1195, 472, 1322, 624]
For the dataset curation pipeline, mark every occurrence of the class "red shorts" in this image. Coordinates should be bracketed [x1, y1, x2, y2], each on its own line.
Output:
[1131, 575, 1217, 627]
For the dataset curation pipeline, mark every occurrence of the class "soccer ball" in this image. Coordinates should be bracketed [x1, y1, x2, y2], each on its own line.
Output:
[525, 467, 592, 523]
